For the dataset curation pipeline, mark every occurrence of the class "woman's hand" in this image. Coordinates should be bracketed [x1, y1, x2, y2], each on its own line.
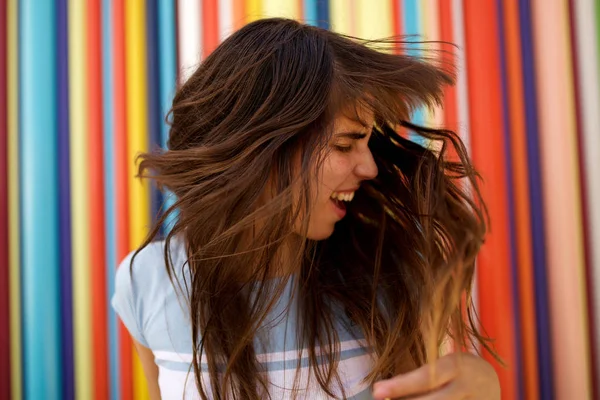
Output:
[372, 352, 500, 400]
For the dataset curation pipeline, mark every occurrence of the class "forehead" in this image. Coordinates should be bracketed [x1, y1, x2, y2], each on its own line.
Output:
[333, 102, 375, 133]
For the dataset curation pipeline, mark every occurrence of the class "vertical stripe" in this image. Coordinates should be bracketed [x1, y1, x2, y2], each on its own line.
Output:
[355, 0, 392, 40]
[530, 0, 592, 397]
[112, 0, 133, 398]
[0, 0, 9, 397]
[203, 0, 220, 58]
[57, 0, 75, 397]
[401, 0, 426, 146]
[330, 0, 352, 35]
[87, 0, 109, 397]
[501, 1, 540, 398]
[218, 0, 234, 41]
[69, 0, 93, 397]
[392, 0, 402, 39]
[157, 0, 178, 233]
[495, 2, 524, 398]
[125, 0, 151, 398]
[263, 0, 300, 19]
[246, 0, 262, 22]
[177, 0, 202, 84]
[20, 1, 63, 398]
[453, 0, 475, 340]
[438, 0, 457, 131]
[451, 0, 471, 152]
[572, 0, 600, 394]
[101, 0, 120, 397]
[462, 2, 519, 399]
[315, 0, 329, 29]
[517, 1, 554, 397]
[7, 1, 21, 398]
[303, 0, 317, 25]
[424, 0, 443, 126]
[233, 0, 246, 30]
[146, 0, 163, 226]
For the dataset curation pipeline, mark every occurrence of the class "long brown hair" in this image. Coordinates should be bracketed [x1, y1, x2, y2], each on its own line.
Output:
[135, 18, 494, 399]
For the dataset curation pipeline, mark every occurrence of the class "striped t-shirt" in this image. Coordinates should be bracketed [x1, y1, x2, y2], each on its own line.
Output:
[111, 238, 376, 399]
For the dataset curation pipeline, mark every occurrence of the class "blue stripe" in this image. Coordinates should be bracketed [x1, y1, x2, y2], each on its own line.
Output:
[57, 0, 74, 397]
[157, 0, 179, 234]
[102, 0, 120, 398]
[156, 346, 372, 372]
[518, 0, 554, 398]
[303, 0, 318, 25]
[401, 0, 426, 146]
[146, 0, 164, 225]
[316, 0, 330, 30]
[20, 1, 63, 397]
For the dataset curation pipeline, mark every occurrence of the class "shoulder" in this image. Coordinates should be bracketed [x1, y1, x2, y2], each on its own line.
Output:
[116, 236, 187, 292]
[112, 236, 189, 346]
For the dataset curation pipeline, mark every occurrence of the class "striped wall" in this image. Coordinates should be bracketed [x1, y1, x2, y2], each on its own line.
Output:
[1, 1, 599, 399]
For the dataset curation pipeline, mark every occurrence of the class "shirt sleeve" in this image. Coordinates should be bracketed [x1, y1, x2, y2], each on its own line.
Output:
[111, 252, 150, 347]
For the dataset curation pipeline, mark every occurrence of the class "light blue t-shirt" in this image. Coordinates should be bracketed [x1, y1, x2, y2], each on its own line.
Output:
[112, 238, 375, 399]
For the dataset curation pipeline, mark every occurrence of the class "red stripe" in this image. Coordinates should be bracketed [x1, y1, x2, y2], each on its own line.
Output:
[87, 0, 108, 397]
[113, 1, 132, 399]
[392, 0, 402, 43]
[462, 2, 518, 399]
[0, 0, 10, 397]
[202, 0, 219, 59]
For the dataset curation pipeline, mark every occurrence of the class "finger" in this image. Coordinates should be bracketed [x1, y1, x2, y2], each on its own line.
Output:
[372, 356, 459, 399]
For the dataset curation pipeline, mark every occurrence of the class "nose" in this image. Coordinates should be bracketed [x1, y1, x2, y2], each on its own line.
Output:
[354, 148, 378, 180]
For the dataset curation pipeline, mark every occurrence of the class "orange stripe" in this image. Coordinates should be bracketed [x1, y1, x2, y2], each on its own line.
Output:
[501, 2, 539, 399]
[203, 0, 220, 58]
[392, 0, 402, 43]
[233, 0, 246, 30]
[462, 2, 518, 399]
[112, 0, 132, 398]
[86, 0, 108, 397]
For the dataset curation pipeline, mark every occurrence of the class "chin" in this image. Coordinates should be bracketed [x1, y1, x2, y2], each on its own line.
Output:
[305, 224, 336, 241]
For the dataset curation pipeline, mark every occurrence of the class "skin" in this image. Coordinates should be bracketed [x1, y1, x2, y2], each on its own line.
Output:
[296, 106, 378, 240]
[372, 352, 501, 400]
[133, 339, 161, 400]
[131, 107, 500, 398]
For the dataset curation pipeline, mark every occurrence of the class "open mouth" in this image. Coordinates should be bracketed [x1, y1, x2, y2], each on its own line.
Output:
[330, 190, 355, 216]
[331, 198, 347, 211]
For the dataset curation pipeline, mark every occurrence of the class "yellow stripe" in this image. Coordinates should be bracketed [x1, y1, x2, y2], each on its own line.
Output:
[356, 0, 393, 40]
[246, 0, 262, 22]
[68, 0, 93, 398]
[125, 0, 151, 398]
[330, 0, 353, 35]
[421, 0, 438, 126]
[7, 1, 22, 398]
[262, 0, 300, 20]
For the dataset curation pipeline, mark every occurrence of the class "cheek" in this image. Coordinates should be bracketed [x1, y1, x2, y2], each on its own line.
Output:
[318, 155, 353, 194]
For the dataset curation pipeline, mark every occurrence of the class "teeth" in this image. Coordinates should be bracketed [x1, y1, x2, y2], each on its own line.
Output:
[331, 191, 355, 202]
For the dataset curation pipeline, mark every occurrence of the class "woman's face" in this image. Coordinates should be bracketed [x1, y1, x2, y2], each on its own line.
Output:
[297, 106, 379, 240]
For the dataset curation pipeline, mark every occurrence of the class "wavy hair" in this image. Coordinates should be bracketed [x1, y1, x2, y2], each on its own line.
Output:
[134, 18, 495, 399]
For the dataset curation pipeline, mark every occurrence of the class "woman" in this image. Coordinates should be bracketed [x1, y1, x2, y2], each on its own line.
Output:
[112, 18, 500, 399]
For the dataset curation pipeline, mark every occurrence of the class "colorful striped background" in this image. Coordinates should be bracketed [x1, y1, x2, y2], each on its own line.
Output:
[1, 1, 599, 399]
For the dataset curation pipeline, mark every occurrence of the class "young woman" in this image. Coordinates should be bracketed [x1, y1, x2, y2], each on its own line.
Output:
[112, 18, 501, 399]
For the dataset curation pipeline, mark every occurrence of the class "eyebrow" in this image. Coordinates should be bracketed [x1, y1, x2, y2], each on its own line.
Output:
[335, 131, 368, 140]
